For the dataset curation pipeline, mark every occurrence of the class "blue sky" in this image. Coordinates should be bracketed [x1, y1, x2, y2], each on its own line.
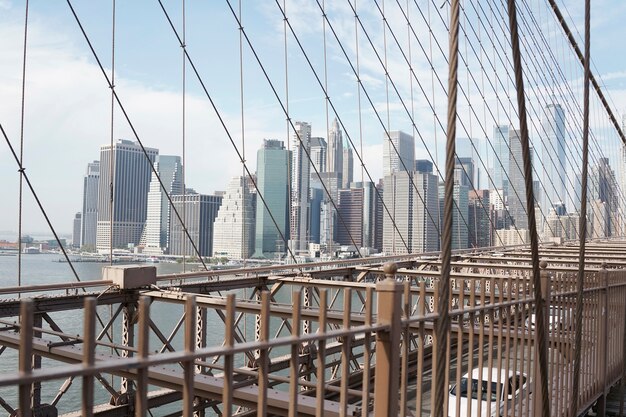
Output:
[0, 0, 625, 235]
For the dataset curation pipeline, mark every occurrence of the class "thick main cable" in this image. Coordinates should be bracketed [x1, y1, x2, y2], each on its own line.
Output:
[572, 0, 590, 412]
[506, 1, 550, 416]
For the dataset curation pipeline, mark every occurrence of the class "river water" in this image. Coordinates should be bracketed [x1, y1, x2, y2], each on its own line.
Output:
[0, 253, 264, 415]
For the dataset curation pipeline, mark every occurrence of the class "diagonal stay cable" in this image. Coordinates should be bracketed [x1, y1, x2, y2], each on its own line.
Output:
[572, 0, 590, 410]
[1, 124, 81, 283]
[309, 0, 445, 243]
[506, 0, 550, 415]
[264, 0, 413, 253]
[64, 0, 212, 273]
[152, 0, 306, 267]
[222, 0, 396, 258]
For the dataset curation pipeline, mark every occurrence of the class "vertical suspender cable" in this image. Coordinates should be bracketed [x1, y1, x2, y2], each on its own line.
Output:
[506, 0, 550, 415]
[355, 0, 364, 185]
[283, 0, 292, 261]
[109, 0, 116, 265]
[18, 0, 29, 294]
[572, 0, 590, 412]
[322, 0, 332, 255]
[238, 0, 247, 263]
[427, 0, 442, 241]
[182, 0, 187, 272]
[433, 0, 459, 416]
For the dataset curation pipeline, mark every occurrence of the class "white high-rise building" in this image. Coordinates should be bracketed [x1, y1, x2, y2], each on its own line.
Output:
[541, 103, 566, 209]
[383, 131, 415, 178]
[213, 176, 256, 259]
[140, 155, 183, 254]
[290, 121, 312, 252]
[342, 145, 354, 189]
[327, 118, 343, 181]
[382, 171, 439, 254]
[81, 160, 100, 249]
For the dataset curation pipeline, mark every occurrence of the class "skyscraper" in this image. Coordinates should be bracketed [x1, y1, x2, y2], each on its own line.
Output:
[541, 103, 566, 209]
[507, 128, 528, 229]
[81, 160, 100, 249]
[454, 157, 475, 190]
[342, 145, 354, 189]
[310, 137, 327, 176]
[254, 140, 290, 258]
[493, 125, 509, 192]
[290, 122, 312, 252]
[327, 118, 344, 183]
[96, 139, 158, 252]
[336, 182, 377, 249]
[72, 212, 82, 249]
[141, 155, 183, 254]
[170, 192, 222, 257]
[213, 176, 257, 260]
[468, 190, 492, 248]
[439, 182, 469, 250]
[383, 171, 439, 254]
[383, 131, 415, 178]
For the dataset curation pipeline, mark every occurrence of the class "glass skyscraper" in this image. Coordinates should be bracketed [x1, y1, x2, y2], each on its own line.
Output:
[254, 140, 290, 258]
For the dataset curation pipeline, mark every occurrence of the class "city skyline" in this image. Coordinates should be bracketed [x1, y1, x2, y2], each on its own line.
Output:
[1, 1, 625, 235]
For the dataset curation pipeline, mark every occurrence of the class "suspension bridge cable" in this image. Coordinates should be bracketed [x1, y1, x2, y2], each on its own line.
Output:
[153, 0, 302, 267]
[514, 0, 626, 220]
[181, 0, 187, 271]
[17, 0, 29, 294]
[108, 0, 116, 265]
[434, 0, 459, 414]
[262, 2, 414, 255]
[452, 0, 591, 241]
[2, 124, 81, 282]
[506, 1, 550, 415]
[224, 1, 375, 259]
[573, 0, 590, 405]
[66, 0, 215, 273]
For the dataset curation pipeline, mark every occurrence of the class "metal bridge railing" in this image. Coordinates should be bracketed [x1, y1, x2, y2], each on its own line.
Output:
[0, 261, 625, 417]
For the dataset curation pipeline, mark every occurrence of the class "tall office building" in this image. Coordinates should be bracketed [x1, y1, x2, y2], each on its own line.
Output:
[383, 171, 439, 254]
[374, 180, 384, 252]
[141, 155, 183, 254]
[327, 118, 344, 182]
[342, 145, 354, 189]
[541, 104, 566, 209]
[310, 137, 327, 175]
[468, 190, 492, 248]
[337, 182, 377, 249]
[415, 159, 433, 174]
[96, 139, 158, 252]
[590, 157, 619, 236]
[254, 140, 290, 258]
[507, 128, 528, 229]
[72, 213, 82, 249]
[213, 176, 257, 260]
[81, 160, 100, 249]
[383, 131, 415, 178]
[454, 157, 475, 190]
[309, 188, 324, 245]
[290, 122, 312, 252]
[439, 182, 469, 250]
[170, 193, 222, 257]
[493, 125, 509, 191]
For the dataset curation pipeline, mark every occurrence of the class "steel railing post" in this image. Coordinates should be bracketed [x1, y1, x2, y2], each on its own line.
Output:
[534, 261, 550, 416]
[373, 262, 402, 417]
[597, 263, 608, 416]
